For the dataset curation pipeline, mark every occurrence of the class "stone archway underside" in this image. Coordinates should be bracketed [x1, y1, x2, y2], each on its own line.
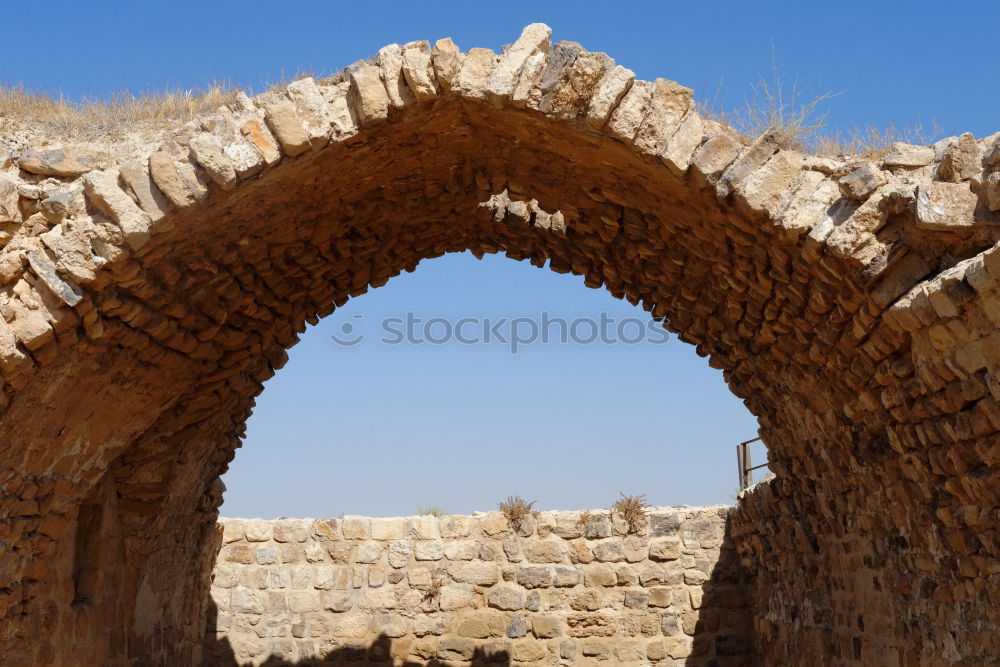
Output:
[1, 23, 999, 665]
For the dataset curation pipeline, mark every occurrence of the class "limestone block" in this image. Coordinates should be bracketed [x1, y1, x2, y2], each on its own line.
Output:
[453, 47, 499, 100]
[486, 586, 525, 610]
[661, 109, 704, 176]
[188, 132, 238, 190]
[286, 77, 334, 144]
[81, 170, 152, 250]
[485, 22, 551, 105]
[26, 249, 82, 308]
[938, 132, 981, 182]
[243, 519, 272, 542]
[985, 171, 1000, 211]
[240, 117, 282, 165]
[148, 151, 205, 209]
[409, 515, 441, 540]
[0, 177, 20, 224]
[261, 100, 312, 155]
[451, 561, 500, 585]
[776, 171, 841, 240]
[440, 585, 474, 611]
[118, 160, 171, 224]
[585, 65, 635, 130]
[538, 51, 614, 119]
[346, 62, 391, 126]
[479, 512, 508, 535]
[388, 542, 412, 568]
[734, 151, 804, 218]
[716, 131, 781, 199]
[633, 78, 694, 156]
[8, 307, 52, 351]
[690, 133, 742, 188]
[431, 38, 464, 92]
[414, 541, 444, 560]
[398, 41, 437, 102]
[202, 114, 264, 178]
[839, 162, 888, 200]
[318, 81, 359, 141]
[444, 540, 477, 560]
[18, 144, 110, 177]
[376, 44, 416, 108]
[341, 517, 370, 539]
[371, 517, 407, 540]
[915, 182, 979, 230]
[273, 519, 309, 542]
[607, 80, 651, 142]
[883, 141, 935, 168]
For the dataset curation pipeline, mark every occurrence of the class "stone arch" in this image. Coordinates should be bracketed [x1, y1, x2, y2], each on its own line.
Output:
[1, 23, 999, 665]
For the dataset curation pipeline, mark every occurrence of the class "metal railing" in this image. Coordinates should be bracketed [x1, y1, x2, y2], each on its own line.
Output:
[737, 436, 770, 492]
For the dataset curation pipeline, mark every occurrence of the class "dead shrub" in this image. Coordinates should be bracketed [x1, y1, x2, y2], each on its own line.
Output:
[498, 495, 537, 532]
[611, 492, 649, 534]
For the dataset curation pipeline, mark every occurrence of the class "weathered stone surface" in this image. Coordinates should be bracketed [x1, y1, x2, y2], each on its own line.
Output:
[286, 77, 334, 144]
[261, 100, 312, 155]
[839, 162, 887, 199]
[453, 48, 499, 100]
[915, 182, 980, 230]
[539, 51, 614, 119]
[188, 132, 238, 189]
[633, 78, 694, 156]
[585, 65, 634, 130]
[376, 44, 416, 109]
[18, 144, 110, 177]
[118, 160, 171, 223]
[883, 141, 935, 167]
[607, 80, 652, 142]
[431, 38, 463, 92]
[485, 22, 551, 105]
[148, 151, 206, 209]
[401, 41, 437, 102]
[938, 132, 981, 182]
[0, 177, 21, 223]
[81, 170, 152, 250]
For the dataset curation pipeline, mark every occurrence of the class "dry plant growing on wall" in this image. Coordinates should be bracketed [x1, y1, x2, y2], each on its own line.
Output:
[423, 573, 444, 603]
[576, 510, 597, 531]
[611, 493, 650, 534]
[417, 505, 444, 517]
[498, 496, 537, 532]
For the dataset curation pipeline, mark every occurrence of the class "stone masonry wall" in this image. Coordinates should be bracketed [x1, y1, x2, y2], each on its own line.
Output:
[205, 507, 750, 665]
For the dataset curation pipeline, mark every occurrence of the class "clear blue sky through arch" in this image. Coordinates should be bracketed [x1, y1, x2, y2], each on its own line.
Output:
[7, 1, 997, 517]
[221, 253, 762, 517]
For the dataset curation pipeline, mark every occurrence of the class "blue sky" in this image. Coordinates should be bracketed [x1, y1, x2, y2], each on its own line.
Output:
[10, 1, 996, 517]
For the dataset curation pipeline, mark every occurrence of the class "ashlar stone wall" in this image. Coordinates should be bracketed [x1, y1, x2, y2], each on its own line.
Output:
[206, 507, 750, 665]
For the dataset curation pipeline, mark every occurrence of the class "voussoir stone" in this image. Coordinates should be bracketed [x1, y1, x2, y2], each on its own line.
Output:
[81, 170, 151, 250]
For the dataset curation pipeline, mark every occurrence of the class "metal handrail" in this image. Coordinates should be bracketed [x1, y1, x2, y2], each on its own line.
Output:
[737, 436, 770, 492]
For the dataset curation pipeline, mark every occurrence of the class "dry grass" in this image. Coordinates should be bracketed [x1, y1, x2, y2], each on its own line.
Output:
[699, 45, 945, 157]
[809, 119, 944, 159]
[611, 492, 649, 534]
[0, 83, 241, 141]
[422, 571, 445, 602]
[417, 505, 445, 517]
[575, 509, 597, 530]
[498, 495, 537, 532]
